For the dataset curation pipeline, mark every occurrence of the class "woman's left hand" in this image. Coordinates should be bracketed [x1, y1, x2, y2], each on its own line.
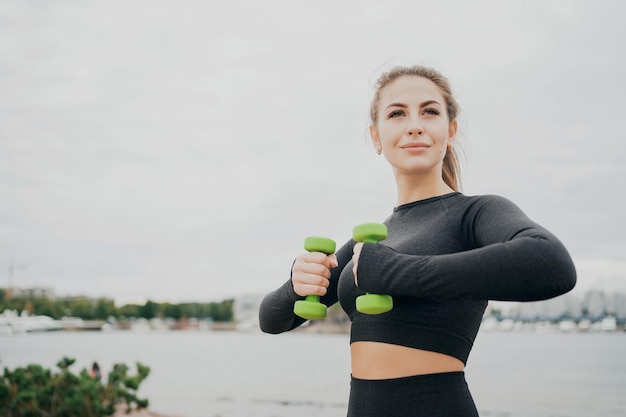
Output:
[352, 242, 364, 286]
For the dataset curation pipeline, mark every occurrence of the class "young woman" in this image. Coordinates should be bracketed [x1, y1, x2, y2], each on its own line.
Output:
[258, 65, 577, 417]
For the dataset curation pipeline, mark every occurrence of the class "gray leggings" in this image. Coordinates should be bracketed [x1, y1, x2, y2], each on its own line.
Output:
[348, 371, 479, 417]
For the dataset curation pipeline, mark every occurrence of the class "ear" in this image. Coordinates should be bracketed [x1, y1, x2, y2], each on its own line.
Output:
[447, 119, 458, 147]
[370, 125, 382, 154]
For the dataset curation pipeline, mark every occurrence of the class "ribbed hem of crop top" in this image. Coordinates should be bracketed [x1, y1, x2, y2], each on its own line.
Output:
[350, 318, 476, 364]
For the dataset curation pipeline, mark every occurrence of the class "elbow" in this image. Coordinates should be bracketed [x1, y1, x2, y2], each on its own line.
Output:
[257, 308, 296, 335]
[518, 247, 577, 302]
[556, 259, 577, 296]
[564, 263, 577, 294]
[258, 312, 281, 335]
[540, 239, 578, 300]
[538, 255, 578, 301]
[259, 325, 275, 335]
[556, 248, 578, 295]
[258, 320, 283, 335]
[545, 272, 576, 301]
[258, 317, 270, 334]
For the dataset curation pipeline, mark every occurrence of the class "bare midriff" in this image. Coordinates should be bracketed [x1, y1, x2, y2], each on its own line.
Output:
[351, 341, 465, 379]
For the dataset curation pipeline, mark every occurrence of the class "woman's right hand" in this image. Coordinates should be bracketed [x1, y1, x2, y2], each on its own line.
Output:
[291, 252, 339, 297]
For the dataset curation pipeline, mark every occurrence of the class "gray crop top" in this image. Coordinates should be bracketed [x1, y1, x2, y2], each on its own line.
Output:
[259, 193, 576, 364]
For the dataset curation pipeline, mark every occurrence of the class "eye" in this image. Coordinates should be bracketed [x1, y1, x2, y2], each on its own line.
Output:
[387, 110, 405, 118]
[423, 108, 440, 116]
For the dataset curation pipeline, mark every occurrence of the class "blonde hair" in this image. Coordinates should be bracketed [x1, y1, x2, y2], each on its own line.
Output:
[370, 65, 462, 191]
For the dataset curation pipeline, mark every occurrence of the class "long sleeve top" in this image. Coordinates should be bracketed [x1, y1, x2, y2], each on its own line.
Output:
[259, 192, 576, 363]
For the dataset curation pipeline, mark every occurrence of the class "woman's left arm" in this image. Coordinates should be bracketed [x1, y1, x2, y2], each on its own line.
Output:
[356, 196, 577, 301]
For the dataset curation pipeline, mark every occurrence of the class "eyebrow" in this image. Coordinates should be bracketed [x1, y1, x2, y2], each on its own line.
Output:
[385, 100, 442, 110]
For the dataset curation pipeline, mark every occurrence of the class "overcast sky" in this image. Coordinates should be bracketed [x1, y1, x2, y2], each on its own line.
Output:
[1, 0, 625, 305]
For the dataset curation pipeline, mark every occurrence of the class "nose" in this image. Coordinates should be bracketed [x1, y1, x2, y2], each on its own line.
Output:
[406, 115, 424, 136]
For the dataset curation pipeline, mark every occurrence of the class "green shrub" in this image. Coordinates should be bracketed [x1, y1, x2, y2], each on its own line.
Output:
[0, 357, 150, 417]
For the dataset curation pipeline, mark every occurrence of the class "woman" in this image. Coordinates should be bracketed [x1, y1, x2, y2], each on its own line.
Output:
[90, 361, 101, 380]
[258, 65, 576, 417]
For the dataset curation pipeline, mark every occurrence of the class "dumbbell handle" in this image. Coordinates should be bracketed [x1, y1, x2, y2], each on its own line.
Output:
[293, 236, 336, 320]
[353, 223, 393, 315]
[303, 237, 335, 303]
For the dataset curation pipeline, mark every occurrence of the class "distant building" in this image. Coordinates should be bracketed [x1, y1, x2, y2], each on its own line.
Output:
[499, 290, 626, 322]
[511, 294, 582, 321]
[606, 292, 626, 320]
[584, 290, 607, 319]
[9, 287, 55, 300]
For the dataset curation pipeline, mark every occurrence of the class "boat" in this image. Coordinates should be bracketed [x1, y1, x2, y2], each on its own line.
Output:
[599, 316, 617, 332]
[0, 309, 63, 333]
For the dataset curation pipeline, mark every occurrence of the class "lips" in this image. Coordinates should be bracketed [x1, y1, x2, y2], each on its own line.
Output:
[400, 142, 430, 149]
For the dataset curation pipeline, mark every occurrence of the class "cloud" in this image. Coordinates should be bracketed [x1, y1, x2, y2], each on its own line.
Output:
[1, 0, 625, 302]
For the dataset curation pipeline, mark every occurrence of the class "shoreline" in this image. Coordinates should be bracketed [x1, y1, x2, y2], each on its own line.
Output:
[113, 405, 180, 417]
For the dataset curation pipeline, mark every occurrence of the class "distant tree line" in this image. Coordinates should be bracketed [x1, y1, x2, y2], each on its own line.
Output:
[0, 288, 233, 322]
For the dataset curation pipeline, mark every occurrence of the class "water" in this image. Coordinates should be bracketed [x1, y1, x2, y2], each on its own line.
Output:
[1, 330, 625, 417]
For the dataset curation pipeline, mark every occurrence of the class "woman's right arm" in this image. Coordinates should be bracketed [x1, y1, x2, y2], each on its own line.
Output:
[258, 240, 354, 334]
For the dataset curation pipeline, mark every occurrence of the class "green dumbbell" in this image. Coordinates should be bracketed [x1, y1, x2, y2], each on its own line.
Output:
[293, 236, 337, 320]
[353, 223, 393, 315]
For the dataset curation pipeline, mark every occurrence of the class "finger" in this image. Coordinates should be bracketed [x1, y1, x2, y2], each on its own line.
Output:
[292, 253, 328, 271]
[294, 270, 330, 286]
[292, 268, 331, 287]
[294, 283, 328, 297]
[302, 251, 329, 263]
[328, 254, 339, 268]
[300, 251, 337, 270]
[302, 262, 332, 279]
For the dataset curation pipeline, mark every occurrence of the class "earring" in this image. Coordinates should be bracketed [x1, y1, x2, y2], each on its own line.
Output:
[377, 148, 382, 155]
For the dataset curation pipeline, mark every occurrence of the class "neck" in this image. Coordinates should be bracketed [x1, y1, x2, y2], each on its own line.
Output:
[394, 170, 455, 206]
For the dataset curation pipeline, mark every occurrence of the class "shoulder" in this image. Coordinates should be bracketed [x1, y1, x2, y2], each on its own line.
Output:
[458, 193, 522, 212]
[454, 194, 532, 229]
[460, 193, 516, 205]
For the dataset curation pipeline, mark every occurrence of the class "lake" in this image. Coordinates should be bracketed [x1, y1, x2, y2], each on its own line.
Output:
[1, 329, 625, 417]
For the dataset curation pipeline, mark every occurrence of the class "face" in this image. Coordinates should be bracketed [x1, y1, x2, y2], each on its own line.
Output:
[370, 76, 457, 178]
